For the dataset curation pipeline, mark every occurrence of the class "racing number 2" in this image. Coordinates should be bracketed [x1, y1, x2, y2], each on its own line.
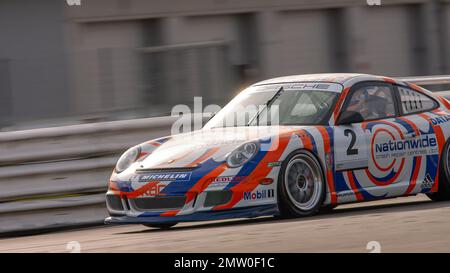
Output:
[344, 129, 358, 155]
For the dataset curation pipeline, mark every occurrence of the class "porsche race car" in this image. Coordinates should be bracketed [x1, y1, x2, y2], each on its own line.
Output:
[105, 73, 450, 229]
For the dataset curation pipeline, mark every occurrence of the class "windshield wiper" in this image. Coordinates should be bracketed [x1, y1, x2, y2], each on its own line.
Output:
[247, 86, 284, 126]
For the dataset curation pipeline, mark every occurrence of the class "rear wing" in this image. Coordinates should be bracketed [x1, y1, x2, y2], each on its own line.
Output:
[398, 75, 450, 100]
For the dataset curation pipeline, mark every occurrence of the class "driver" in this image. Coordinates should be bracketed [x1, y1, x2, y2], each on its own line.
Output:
[346, 88, 369, 118]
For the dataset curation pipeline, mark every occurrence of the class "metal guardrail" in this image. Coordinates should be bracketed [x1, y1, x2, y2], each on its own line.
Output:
[399, 75, 450, 100]
[0, 115, 183, 235]
[398, 75, 450, 86]
[1, 76, 450, 235]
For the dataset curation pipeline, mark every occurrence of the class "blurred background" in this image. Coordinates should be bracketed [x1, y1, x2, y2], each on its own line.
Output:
[0, 0, 449, 130]
[1, 0, 450, 238]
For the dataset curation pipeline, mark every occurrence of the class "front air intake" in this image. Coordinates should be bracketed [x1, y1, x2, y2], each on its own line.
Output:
[130, 196, 186, 211]
[106, 195, 124, 211]
[204, 191, 232, 207]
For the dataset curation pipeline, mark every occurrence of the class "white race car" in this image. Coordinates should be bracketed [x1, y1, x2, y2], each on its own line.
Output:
[105, 73, 450, 229]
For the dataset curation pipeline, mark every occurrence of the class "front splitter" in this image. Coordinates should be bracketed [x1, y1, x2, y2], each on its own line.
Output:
[105, 204, 278, 224]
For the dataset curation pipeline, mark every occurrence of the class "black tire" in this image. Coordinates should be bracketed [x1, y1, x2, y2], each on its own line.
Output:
[277, 150, 326, 218]
[427, 139, 450, 201]
[143, 223, 177, 229]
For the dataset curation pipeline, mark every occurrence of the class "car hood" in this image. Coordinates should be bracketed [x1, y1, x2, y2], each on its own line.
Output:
[138, 126, 297, 169]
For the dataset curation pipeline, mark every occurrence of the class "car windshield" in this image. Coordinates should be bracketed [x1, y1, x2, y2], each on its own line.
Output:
[204, 83, 341, 128]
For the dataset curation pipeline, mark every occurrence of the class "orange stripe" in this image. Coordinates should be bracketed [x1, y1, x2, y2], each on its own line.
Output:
[363, 120, 406, 186]
[370, 128, 397, 172]
[121, 181, 159, 199]
[213, 137, 290, 210]
[383, 77, 396, 84]
[186, 147, 220, 168]
[160, 210, 180, 217]
[395, 116, 422, 195]
[184, 163, 228, 204]
[407, 83, 427, 95]
[316, 126, 337, 204]
[419, 113, 445, 192]
[137, 152, 149, 161]
[438, 96, 450, 110]
[108, 181, 120, 193]
[346, 171, 363, 201]
[432, 109, 448, 116]
[397, 116, 420, 135]
[148, 140, 162, 146]
[365, 158, 405, 186]
[297, 130, 313, 151]
[405, 157, 422, 195]
[333, 87, 350, 122]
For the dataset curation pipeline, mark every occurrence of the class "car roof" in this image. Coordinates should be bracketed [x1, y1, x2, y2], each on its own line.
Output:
[252, 73, 401, 89]
[249, 73, 437, 98]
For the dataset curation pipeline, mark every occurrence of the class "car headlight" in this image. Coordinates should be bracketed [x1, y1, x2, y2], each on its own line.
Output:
[226, 142, 259, 168]
[115, 146, 141, 173]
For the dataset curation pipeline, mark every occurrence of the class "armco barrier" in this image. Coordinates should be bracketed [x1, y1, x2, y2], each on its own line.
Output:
[0, 77, 449, 235]
[0, 115, 184, 234]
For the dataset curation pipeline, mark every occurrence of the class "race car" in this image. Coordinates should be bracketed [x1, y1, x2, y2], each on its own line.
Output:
[105, 73, 450, 229]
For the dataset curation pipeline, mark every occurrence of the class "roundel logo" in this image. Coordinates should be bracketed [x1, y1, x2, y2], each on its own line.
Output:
[371, 128, 398, 172]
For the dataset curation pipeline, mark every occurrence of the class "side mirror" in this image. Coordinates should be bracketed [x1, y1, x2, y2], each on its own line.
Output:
[337, 111, 364, 125]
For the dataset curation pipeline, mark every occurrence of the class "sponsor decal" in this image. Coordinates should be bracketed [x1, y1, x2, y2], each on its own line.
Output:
[284, 82, 342, 92]
[267, 161, 282, 167]
[429, 115, 450, 126]
[325, 153, 333, 170]
[259, 178, 274, 185]
[372, 133, 438, 163]
[207, 176, 245, 188]
[243, 189, 275, 201]
[374, 135, 437, 154]
[140, 184, 166, 197]
[337, 191, 356, 197]
[420, 173, 434, 190]
[139, 172, 191, 182]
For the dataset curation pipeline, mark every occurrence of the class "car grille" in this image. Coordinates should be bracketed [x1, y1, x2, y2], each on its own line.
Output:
[130, 196, 186, 211]
[204, 191, 232, 207]
[106, 195, 124, 211]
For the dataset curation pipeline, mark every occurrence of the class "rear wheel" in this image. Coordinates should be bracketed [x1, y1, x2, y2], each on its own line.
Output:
[143, 223, 177, 229]
[278, 150, 326, 217]
[427, 139, 450, 201]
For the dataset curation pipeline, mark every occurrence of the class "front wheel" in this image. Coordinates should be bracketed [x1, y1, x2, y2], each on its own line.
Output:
[278, 150, 326, 217]
[143, 223, 177, 229]
[427, 139, 450, 201]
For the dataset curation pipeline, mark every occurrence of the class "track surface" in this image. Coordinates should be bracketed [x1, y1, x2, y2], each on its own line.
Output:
[1, 195, 450, 253]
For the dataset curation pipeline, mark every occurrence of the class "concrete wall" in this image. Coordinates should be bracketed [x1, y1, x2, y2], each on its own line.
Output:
[0, 0, 69, 126]
[70, 21, 144, 115]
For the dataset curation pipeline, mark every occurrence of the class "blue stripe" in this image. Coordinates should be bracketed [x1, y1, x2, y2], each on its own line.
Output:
[160, 158, 223, 195]
[334, 171, 350, 192]
[351, 171, 385, 200]
[303, 130, 318, 154]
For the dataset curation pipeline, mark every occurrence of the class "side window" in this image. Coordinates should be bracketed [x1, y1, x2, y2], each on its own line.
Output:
[398, 87, 438, 115]
[344, 84, 396, 121]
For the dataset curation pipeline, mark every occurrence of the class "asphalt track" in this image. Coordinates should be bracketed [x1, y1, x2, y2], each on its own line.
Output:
[1, 195, 450, 253]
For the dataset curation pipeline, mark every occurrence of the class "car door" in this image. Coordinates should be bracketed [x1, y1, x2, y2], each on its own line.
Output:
[334, 82, 406, 203]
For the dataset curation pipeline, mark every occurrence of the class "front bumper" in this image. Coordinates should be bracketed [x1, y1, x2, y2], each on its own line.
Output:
[105, 204, 278, 224]
[105, 160, 280, 224]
